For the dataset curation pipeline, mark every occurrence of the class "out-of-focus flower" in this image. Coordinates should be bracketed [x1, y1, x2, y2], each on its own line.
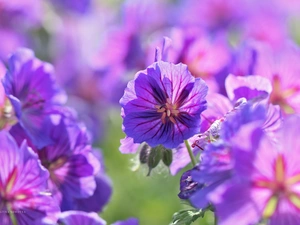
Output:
[254, 43, 300, 114]
[62, 149, 112, 213]
[147, 28, 232, 94]
[175, 0, 247, 31]
[36, 118, 98, 209]
[243, 9, 288, 48]
[112, 217, 139, 225]
[0, 29, 26, 61]
[210, 115, 300, 225]
[188, 103, 267, 208]
[0, 0, 41, 60]
[0, 0, 41, 26]
[230, 41, 259, 76]
[48, 9, 112, 142]
[122, 0, 168, 33]
[120, 61, 208, 148]
[49, 0, 92, 14]
[58, 211, 106, 225]
[0, 131, 59, 224]
[2, 48, 67, 148]
[225, 74, 272, 103]
[191, 74, 281, 152]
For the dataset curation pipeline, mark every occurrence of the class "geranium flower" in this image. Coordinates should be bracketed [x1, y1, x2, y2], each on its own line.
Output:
[36, 118, 97, 209]
[2, 48, 67, 148]
[58, 211, 106, 225]
[120, 61, 208, 148]
[210, 115, 300, 225]
[0, 131, 59, 224]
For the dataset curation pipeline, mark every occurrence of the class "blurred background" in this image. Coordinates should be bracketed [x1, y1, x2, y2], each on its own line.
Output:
[1, 0, 300, 224]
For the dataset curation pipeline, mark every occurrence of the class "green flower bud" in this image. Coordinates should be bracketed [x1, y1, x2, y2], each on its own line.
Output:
[162, 148, 173, 167]
[147, 145, 164, 176]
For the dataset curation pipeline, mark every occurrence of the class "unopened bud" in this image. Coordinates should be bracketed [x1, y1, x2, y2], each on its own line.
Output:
[139, 143, 151, 164]
[147, 145, 163, 176]
[162, 149, 173, 167]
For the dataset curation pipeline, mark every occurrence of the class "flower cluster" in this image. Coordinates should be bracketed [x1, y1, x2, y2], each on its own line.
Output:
[116, 1, 300, 224]
[2, 0, 300, 224]
[0, 49, 136, 224]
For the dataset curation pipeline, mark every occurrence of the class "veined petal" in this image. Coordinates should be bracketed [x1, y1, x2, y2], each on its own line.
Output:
[225, 74, 272, 103]
[120, 61, 207, 148]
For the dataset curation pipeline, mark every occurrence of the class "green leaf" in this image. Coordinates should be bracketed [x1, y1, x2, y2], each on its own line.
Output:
[171, 208, 206, 225]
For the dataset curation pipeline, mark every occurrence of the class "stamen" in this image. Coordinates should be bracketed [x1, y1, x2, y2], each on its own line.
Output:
[167, 109, 171, 117]
[156, 98, 180, 124]
[263, 196, 278, 218]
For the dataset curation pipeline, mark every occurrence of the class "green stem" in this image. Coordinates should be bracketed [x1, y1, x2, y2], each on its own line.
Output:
[184, 140, 197, 167]
[8, 205, 18, 225]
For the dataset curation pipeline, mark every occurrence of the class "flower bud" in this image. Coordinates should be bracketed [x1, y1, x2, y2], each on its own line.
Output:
[139, 142, 151, 164]
[162, 148, 173, 167]
[147, 145, 163, 176]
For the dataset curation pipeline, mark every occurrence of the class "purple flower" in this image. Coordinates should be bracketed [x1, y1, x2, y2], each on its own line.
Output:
[175, 0, 248, 31]
[189, 103, 267, 208]
[147, 28, 232, 94]
[225, 74, 272, 104]
[36, 118, 97, 209]
[0, 131, 59, 224]
[59, 211, 106, 225]
[230, 41, 259, 76]
[61, 149, 112, 212]
[0, 1, 41, 61]
[50, 0, 91, 14]
[254, 42, 300, 114]
[2, 48, 67, 148]
[112, 218, 139, 225]
[120, 61, 208, 148]
[209, 115, 300, 225]
[0, 29, 26, 61]
[191, 74, 281, 152]
[0, 0, 41, 26]
[178, 166, 203, 199]
[67, 173, 112, 212]
[119, 136, 140, 154]
[241, 1, 289, 48]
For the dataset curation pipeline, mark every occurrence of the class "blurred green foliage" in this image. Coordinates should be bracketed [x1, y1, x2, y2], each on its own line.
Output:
[99, 109, 213, 225]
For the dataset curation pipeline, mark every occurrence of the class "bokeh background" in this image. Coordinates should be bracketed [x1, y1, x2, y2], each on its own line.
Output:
[1, 0, 300, 224]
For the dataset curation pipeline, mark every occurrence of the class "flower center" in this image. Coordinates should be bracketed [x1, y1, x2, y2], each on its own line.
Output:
[155, 98, 180, 124]
[0, 97, 17, 130]
[253, 154, 300, 218]
[269, 75, 300, 114]
[38, 149, 68, 186]
[0, 166, 29, 206]
[22, 90, 45, 110]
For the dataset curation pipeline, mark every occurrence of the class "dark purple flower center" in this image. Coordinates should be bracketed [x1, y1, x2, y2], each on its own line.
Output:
[155, 98, 179, 124]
